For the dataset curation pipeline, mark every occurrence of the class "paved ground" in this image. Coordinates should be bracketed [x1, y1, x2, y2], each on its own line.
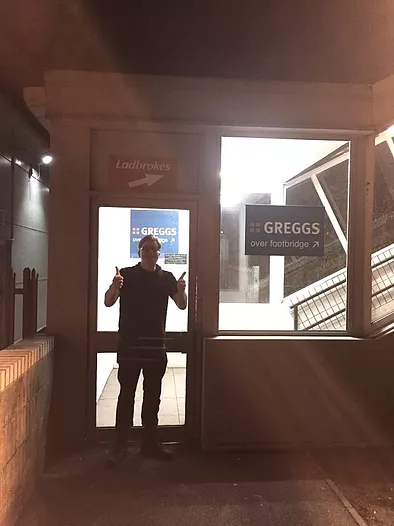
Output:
[16, 445, 394, 526]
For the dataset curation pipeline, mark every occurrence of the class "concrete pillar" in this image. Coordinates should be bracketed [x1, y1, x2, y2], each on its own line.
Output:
[347, 135, 375, 336]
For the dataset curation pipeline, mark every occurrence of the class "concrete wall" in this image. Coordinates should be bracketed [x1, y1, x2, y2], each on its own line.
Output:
[373, 74, 394, 132]
[45, 70, 374, 132]
[0, 336, 54, 526]
[202, 335, 394, 449]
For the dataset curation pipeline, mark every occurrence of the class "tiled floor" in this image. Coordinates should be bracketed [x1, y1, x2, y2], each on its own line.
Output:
[96, 367, 186, 427]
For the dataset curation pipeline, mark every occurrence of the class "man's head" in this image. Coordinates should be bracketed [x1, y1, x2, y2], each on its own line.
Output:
[138, 235, 161, 270]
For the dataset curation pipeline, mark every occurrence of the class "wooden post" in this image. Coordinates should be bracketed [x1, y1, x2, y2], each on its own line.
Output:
[10, 268, 15, 345]
[22, 267, 31, 339]
[0, 254, 5, 349]
[31, 269, 38, 336]
[1, 264, 39, 347]
[1, 265, 15, 348]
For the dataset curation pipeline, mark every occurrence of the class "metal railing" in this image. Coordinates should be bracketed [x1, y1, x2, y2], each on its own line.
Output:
[288, 245, 394, 331]
[0, 266, 38, 349]
[292, 278, 346, 330]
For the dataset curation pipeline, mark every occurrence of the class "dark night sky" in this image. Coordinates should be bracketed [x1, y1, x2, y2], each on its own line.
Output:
[1, 0, 394, 101]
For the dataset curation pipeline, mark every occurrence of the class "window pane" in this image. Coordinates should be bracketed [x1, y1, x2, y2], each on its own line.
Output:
[371, 135, 394, 323]
[96, 352, 186, 427]
[284, 173, 347, 331]
[97, 206, 189, 332]
[219, 137, 349, 332]
[318, 158, 349, 230]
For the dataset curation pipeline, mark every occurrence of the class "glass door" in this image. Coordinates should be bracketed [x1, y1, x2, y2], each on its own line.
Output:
[89, 198, 197, 443]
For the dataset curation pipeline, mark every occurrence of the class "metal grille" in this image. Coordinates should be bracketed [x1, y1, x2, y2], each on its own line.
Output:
[286, 242, 394, 330]
[371, 245, 394, 322]
[291, 277, 346, 331]
[312, 310, 346, 331]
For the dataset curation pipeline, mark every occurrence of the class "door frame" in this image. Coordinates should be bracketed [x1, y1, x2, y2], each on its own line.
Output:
[87, 194, 199, 444]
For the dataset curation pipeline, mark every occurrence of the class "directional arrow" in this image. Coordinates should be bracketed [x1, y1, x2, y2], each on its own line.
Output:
[128, 174, 163, 188]
[313, 241, 320, 248]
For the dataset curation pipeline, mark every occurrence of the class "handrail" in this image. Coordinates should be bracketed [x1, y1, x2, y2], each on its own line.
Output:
[290, 277, 346, 310]
[372, 251, 394, 271]
[306, 308, 346, 331]
[295, 280, 394, 331]
[372, 281, 394, 299]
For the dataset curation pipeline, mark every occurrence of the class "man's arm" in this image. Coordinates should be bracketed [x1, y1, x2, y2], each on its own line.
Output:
[104, 284, 121, 307]
[172, 272, 187, 310]
[173, 290, 187, 310]
[104, 266, 123, 307]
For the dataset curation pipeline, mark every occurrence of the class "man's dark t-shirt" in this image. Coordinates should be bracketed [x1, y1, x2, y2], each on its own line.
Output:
[117, 263, 177, 361]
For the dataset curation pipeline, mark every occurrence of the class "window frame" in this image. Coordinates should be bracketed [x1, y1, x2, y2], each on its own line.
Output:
[216, 131, 375, 337]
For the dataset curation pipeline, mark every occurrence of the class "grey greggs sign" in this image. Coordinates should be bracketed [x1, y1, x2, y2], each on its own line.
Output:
[245, 205, 325, 257]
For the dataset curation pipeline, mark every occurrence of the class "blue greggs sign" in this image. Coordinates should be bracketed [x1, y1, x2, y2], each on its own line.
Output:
[130, 209, 179, 258]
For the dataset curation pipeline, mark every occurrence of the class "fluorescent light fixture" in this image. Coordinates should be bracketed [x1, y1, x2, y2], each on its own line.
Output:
[41, 155, 53, 165]
[15, 159, 22, 166]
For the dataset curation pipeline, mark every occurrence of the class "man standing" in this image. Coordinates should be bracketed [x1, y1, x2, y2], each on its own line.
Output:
[104, 234, 187, 465]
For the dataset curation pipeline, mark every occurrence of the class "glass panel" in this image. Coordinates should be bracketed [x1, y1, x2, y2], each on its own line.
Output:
[96, 352, 186, 427]
[219, 137, 349, 332]
[97, 206, 189, 332]
[318, 158, 349, 231]
[284, 172, 348, 331]
[371, 131, 394, 323]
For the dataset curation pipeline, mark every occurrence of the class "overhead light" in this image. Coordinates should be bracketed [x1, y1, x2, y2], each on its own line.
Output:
[15, 159, 22, 166]
[41, 155, 53, 165]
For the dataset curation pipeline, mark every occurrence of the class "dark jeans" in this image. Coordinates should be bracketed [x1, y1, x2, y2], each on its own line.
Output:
[115, 355, 167, 446]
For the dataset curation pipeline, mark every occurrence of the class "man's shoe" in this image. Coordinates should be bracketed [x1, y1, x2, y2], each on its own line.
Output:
[140, 442, 174, 461]
[107, 445, 128, 468]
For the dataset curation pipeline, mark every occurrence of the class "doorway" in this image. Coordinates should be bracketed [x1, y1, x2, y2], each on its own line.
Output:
[89, 198, 197, 442]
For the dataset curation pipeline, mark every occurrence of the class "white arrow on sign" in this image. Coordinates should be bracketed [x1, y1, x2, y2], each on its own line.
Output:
[128, 174, 163, 188]
[313, 241, 320, 248]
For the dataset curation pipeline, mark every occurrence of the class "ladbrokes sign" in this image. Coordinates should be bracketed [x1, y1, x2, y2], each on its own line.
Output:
[109, 155, 177, 190]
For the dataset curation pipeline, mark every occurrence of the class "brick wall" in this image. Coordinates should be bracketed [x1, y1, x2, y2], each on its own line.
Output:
[0, 335, 54, 526]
